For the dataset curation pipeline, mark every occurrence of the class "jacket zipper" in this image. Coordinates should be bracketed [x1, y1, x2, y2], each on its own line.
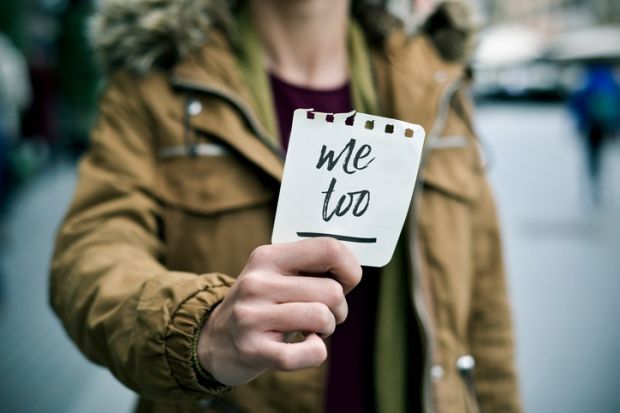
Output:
[409, 77, 464, 413]
[171, 78, 285, 162]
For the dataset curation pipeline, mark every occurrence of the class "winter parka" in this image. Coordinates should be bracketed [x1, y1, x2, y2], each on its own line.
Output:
[50, 1, 522, 412]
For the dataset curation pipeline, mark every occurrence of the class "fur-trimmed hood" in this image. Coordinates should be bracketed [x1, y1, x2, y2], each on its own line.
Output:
[90, 0, 477, 75]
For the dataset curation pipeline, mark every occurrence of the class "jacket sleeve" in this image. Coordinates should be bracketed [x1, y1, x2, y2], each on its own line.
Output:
[50, 72, 235, 402]
[468, 174, 522, 412]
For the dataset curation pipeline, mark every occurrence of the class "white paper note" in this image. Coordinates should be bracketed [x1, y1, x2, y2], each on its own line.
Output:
[272, 109, 426, 267]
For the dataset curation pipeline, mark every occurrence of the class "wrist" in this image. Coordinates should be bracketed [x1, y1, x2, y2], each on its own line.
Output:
[192, 304, 230, 393]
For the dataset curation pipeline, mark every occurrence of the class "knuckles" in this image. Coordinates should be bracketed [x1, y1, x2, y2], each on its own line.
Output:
[316, 237, 346, 263]
[230, 303, 258, 328]
[322, 279, 345, 307]
[233, 334, 262, 363]
[236, 272, 268, 299]
[274, 342, 327, 371]
[315, 238, 362, 288]
[312, 341, 329, 365]
[307, 303, 335, 335]
[273, 351, 298, 372]
[248, 245, 275, 266]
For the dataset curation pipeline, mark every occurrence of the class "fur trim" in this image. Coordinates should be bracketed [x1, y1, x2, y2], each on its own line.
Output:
[89, 0, 475, 75]
[89, 0, 218, 75]
[422, 0, 478, 63]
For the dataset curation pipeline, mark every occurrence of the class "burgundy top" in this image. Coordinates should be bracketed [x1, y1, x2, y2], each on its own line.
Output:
[270, 74, 354, 152]
[270, 73, 380, 413]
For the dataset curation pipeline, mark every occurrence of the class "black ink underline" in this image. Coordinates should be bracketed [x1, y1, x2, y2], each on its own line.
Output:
[296, 232, 377, 244]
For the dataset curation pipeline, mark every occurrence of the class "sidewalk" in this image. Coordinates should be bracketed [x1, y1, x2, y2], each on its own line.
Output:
[0, 160, 135, 413]
[478, 101, 620, 413]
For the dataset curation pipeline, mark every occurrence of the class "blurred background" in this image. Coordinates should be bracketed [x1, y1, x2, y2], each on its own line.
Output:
[0, 0, 619, 412]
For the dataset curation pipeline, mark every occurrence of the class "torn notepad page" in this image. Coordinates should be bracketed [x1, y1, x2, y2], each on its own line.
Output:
[272, 109, 425, 267]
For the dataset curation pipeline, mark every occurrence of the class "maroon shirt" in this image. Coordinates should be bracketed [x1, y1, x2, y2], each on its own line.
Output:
[270, 73, 380, 413]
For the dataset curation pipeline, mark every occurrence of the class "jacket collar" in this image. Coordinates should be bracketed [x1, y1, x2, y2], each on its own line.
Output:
[170, 31, 285, 181]
[169, 29, 466, 183]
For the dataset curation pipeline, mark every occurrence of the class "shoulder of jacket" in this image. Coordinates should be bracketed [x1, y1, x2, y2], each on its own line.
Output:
[97, 69, 173, 120]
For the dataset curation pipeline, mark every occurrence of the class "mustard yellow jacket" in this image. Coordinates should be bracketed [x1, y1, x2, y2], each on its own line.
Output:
[50, 2, 521, 412]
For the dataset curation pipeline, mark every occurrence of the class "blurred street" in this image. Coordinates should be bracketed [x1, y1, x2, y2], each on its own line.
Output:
[478, 101, 620, 413]
[1, 100, 619, 412]
[0, 159, 136, 412]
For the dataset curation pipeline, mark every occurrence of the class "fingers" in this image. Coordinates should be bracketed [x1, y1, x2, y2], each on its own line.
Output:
[259, 302, 337, 337]
[233, 301, 337, 338]
[229, 302, 332, 375]
[226, 238, 363, 378]
[260, 333, 328, 371]
[256, 274, 348, 324]
[250, 238, 363, 293]
[235, 271, 347, 323]
[205, 239, 361, 385]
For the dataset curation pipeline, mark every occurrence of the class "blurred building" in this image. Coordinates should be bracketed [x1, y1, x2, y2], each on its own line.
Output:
[0, 0, 97, 152]
[470, 0, 620, 99]
[476, 0, 620, 29]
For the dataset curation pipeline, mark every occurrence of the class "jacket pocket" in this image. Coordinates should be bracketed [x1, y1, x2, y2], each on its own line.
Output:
[156, 151, 275, 215]
[155, 153, 277, 276]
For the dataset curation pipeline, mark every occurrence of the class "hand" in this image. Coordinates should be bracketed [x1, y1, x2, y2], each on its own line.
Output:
[196, 237, 362, 386]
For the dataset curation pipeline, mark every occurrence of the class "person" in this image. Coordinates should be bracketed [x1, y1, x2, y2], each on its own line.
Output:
[570, 64, 620, 205]
[50, 0, 521, 412]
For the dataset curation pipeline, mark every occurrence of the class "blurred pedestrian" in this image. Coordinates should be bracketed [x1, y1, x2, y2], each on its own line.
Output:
[50, 1, 521, 412]
[570, 64, 620, 205]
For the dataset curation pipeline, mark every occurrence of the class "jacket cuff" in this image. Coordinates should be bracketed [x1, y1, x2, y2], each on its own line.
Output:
[191, 301, 230, 393]
[164, 273, 234, 397]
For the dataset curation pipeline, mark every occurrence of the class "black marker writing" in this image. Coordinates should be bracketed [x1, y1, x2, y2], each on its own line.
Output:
[316, 138, 375, 223]
[321, 177, 371, 222]
[316, 138, 375, 175]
